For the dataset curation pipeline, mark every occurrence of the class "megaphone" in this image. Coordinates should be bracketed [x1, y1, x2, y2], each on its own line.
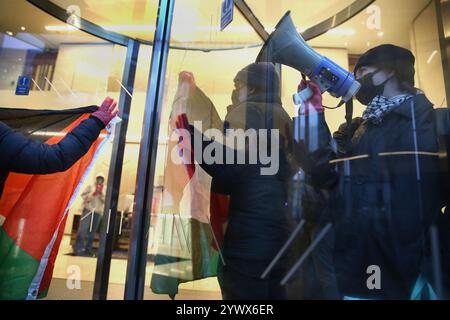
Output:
[256, 11, 360, 103]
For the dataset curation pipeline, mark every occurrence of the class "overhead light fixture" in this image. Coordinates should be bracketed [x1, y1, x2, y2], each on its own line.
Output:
[377, 31, 384, 37]
[103, 25, 156, 32]
[21, 26, 26, 31]
[326, 27, 356, 36]
[6, 31, 13, 36]
[45, 25, 77, 31]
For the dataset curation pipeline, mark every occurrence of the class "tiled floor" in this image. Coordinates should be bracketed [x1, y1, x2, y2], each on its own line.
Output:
[45, 235, 222, 300]
[44, 279, 222, 300]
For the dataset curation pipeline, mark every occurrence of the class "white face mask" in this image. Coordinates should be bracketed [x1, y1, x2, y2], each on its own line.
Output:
[231, 83, 249, 105]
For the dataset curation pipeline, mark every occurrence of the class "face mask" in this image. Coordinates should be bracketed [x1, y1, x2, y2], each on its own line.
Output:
[231, 89, 240, 105]
[95, 183, 103, 193]
[356, 70, 392, 105]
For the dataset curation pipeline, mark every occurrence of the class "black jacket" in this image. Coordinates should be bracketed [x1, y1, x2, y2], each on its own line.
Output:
[0, 116, 104, 198]
[196, 94, 297, 273]
[301, 94, 443, 299]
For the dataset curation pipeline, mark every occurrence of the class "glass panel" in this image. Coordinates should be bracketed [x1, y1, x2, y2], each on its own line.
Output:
[281, 0, 436, 131]
[50, 0, 158, 42]
[246, 0, 355, 33]
[279, 0, 450, 300]
[169, 0, 262, 49]
[147, 0, 450, 301]
[144, 4, 265, 300]
[2, 0, 450, 301]
[50, 0, 263, 47]
[106, 43, 153, 300]
[0, 0, 153, 300]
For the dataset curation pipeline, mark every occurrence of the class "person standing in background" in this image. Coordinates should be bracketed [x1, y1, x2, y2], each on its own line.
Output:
[72, 175, 105, 256]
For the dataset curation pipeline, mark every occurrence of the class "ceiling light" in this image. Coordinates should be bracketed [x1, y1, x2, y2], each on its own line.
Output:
[6, 31, 13, 36]
[45, 25, 77, 31]
[377, 31, 384, 37]
[326, 27, 355, 36]
[103, 25, 156, 32]
[21, 26, 26, 31]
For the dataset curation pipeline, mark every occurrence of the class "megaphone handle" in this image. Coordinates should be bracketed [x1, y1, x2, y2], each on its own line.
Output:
[293, 86, 314, 106]
[345, 99, 353, 126]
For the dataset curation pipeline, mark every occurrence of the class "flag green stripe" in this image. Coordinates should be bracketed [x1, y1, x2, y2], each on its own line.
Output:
[150, 219, 219, 296]
[0, 227, 39, 300]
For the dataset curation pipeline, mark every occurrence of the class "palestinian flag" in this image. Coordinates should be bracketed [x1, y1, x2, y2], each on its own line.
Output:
[150, 75, 229, 298]
[0, 106, 109, 300]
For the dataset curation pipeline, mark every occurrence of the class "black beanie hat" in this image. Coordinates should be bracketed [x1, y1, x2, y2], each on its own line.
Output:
[234, 62, 280, 93]
[354, 44, 416, 86]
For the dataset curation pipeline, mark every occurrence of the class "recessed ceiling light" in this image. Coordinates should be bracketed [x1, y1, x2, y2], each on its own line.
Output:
[21, 26, 26, 31]
[6, 31, 13, 36]
[377, 31, 384, 37]
[326, 27, 355, 36]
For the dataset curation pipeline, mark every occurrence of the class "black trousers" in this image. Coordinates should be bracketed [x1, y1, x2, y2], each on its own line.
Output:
[218, 258, 287, 300]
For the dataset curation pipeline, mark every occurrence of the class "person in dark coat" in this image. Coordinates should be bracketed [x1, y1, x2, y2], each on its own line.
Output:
[298, 44, 443, 299]
[185, 63, 298, 299]
[0, 97, 118, 198]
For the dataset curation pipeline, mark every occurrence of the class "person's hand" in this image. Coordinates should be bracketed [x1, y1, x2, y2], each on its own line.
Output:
[92, 97, 119, 126]
[298, 80, 324, 115]
[175, 113, 195, 179]
[178, 71, 196, 96]
[179, 71, 195, 86]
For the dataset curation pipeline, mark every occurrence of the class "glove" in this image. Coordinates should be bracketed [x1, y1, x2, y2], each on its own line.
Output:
[92, 97, 119, 126]
[175, 113, 195, 179]
[179, 71, 195, 85]
[298, 80, 324, 115]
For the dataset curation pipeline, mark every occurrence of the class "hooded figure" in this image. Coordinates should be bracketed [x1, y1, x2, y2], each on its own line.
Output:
[299, 44, 443, 299]
[188, 62, 298, 299]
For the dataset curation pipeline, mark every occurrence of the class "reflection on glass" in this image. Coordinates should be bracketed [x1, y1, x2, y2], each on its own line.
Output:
[279, 0, 450, 300]
[1, 0, 450, 301]
[245, 0, 355, 33]
[148, 0, 450, 301]
[50, 0, 158, 41]
[0, 0, 133, 300]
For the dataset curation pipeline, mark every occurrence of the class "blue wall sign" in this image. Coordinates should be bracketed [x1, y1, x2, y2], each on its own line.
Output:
[221, 0, 234, 31]
[15, 76, 31, 96]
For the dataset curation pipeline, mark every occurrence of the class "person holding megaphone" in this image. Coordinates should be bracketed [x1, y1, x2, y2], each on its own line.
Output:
[297, 44, 443, 300]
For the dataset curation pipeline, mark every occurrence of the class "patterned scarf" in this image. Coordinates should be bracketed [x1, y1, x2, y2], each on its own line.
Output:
[362, 94, 414, 125]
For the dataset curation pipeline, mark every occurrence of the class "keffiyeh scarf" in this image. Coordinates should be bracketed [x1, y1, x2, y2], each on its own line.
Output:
[362, 94, 414, 125]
